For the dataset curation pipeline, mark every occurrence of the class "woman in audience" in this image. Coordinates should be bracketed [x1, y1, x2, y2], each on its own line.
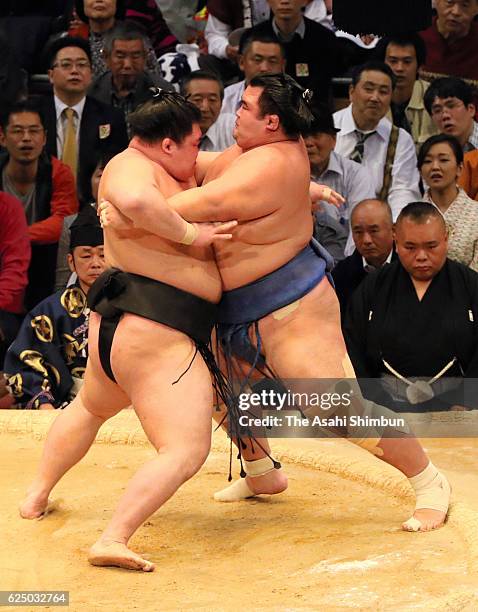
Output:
[419, 133, 478, 272]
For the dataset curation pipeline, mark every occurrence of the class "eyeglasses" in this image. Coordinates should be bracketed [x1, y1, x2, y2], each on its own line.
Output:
[7, 127, 44, 137]
[52, 60, 91, 71]
[431, 100, 465, 117]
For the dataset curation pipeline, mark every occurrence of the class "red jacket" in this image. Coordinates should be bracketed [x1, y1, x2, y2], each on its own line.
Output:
[0, 191, 31, 313]
[420, 17, 478, 81]
[28, 156, 79, 244]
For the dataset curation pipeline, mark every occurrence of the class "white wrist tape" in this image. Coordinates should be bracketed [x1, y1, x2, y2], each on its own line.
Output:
[180, 222, 198, 245]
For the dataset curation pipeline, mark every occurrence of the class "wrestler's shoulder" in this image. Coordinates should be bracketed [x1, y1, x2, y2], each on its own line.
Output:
[240, 141, 297, 165]
[105, 147, 150, 172]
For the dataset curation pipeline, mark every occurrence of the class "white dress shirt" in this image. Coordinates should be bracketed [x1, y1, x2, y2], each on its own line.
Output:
[205, 0, 327, 59]
[199, 113, 236, 152]
[54, 96, 86, 159]
[333, 104, 421, 221]
[362, 249, 393, 272]
[221, 80, 245, 115]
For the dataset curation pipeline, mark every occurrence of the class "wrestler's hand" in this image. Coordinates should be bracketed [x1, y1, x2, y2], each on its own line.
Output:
[192, 220, 238, 246]
[98, 200, 133, 231]
[309, 183, 345, 209]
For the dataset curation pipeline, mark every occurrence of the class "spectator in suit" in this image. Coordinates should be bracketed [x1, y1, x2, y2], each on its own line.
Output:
[41, 36, 129, 210]
[221, 31, 285, 116]
[0, 100, 79, 309]
[332, 199, 394, 318]
[242, 0, 340, 102]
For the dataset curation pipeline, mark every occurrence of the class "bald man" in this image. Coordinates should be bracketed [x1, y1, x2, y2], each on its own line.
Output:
[344, 201, 478, 415]
[332, 199, 395, 315]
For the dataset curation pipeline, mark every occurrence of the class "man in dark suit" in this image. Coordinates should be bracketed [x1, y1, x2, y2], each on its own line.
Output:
[332, 198, 395, 318]
[240, 0, 341, 102]
[41, 36, 129, 203]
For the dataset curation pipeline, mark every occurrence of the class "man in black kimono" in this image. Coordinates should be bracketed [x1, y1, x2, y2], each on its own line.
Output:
[344, 201, 478, 412]
[4, 207, 105, 409]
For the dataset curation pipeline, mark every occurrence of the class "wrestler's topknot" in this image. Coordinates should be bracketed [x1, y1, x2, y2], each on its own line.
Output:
[128, 91, 201, 144]
[249, 73, 315, 139]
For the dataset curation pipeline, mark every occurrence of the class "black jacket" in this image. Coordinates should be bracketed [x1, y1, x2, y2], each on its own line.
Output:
[244, 17, 341, 102]
[40, 94, 129, 202]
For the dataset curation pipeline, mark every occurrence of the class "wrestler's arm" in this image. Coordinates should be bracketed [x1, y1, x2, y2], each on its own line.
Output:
[169, 151, 281, 222]
[195, 151, 222, 185]
[100, 155, 192, 243]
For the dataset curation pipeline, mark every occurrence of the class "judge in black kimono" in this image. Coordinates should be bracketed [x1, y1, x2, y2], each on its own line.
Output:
[4, 207, 105, 409]
[344, 201, 478, 412]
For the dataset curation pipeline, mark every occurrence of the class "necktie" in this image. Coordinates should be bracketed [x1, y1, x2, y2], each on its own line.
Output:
[350, 130, 375, 164]
[62, 108, 78, 178]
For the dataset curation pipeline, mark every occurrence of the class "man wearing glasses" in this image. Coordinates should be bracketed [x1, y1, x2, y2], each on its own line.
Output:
[424, 76, 478, 152]
[40, 36, 128, 204]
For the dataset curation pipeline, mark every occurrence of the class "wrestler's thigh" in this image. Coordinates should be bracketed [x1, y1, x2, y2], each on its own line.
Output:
[111, 315, 213, 453]
[79, 312, 131, 418]
[258, 278, 348, 379]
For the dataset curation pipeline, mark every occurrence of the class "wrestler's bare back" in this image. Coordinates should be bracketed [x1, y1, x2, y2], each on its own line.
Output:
[193, 139, 314, 290]
[100, 147, 222, 303]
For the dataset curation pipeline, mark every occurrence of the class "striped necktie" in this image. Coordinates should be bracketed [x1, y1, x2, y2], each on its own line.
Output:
[350, 129, 375, 164]
[62, 107, 78, 178]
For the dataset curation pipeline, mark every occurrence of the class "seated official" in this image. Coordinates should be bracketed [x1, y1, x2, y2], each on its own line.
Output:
[4, 208, 105, 410]
[332, 199, 395, 318]
[344, 202, 478, 412]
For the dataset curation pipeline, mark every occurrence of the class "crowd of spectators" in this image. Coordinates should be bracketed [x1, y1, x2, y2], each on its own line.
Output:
[1, 0, 478, 411]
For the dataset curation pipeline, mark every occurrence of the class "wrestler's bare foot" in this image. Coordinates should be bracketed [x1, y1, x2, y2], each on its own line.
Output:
[88, 540, 155, 572]
[19, 489, 50, 519]
[214, 469, 288, 502]
[246, 469, 288, 496]
[402, 509, 447, 532]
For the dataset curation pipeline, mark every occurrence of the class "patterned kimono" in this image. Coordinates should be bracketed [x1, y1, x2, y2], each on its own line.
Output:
[4, 286, 89, 409]
[425, 188, 478, 272]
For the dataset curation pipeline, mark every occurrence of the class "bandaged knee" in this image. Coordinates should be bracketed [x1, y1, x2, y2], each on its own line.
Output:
[214, 457, 277, 502]
[402, 461, 451, 532]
